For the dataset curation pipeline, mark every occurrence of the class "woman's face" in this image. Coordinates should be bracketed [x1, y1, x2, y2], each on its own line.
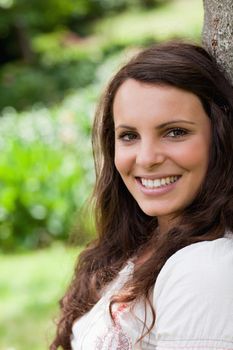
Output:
[113, 79, 211, 230]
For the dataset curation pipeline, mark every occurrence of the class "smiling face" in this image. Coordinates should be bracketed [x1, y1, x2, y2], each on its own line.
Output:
[113, 79, 211, 232]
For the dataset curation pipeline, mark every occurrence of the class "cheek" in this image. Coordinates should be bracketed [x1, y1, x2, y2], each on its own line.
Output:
[191, 138, 210, 171]
[114, 147, 134, 175]
[114, 150, 126, 175]
[174, 136, 210, 167]
[115, 160, 129, 178]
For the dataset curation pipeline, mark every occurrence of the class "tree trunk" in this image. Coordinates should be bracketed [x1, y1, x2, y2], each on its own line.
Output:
[202, 0, 233, 86]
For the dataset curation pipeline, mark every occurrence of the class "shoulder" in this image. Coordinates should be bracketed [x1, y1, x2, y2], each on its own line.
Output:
[153, 236, 233, 341]
[155, 236, 233, 294]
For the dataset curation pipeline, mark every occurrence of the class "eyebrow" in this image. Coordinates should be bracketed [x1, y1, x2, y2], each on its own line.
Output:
[115, 120, 196, 131]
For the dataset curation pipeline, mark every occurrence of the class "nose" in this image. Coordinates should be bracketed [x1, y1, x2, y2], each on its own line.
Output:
[136, 139, 166, 169]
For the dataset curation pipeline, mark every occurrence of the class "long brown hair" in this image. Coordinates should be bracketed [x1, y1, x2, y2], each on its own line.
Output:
[50, 42, 233, 349]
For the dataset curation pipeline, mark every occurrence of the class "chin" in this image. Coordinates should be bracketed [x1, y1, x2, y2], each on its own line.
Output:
[139, 206, 169, 217]
[139, 203, 181, 219]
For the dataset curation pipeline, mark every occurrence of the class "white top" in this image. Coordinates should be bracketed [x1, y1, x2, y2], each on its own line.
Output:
[71, 236, 233, 349]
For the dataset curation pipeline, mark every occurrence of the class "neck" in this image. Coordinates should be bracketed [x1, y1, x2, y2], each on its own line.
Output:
[157, 215, 179, 235]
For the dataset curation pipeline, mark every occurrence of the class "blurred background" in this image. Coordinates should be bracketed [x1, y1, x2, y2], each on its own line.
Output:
[0, 0, 203, 348]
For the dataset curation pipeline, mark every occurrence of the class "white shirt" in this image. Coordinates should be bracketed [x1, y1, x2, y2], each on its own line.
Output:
[71, 236, 233, 349]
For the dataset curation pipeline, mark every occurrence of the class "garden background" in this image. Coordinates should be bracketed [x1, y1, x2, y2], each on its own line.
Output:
[0, 0, 203, 348]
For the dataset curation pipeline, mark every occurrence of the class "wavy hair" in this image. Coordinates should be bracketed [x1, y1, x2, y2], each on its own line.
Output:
[50, 42, 233, 349]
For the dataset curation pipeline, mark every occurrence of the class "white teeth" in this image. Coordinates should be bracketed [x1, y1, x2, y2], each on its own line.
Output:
[165, 177, 170, 184]
[141, 176, 179, 189]
[148, 180, 153, 188]
[161, 178, 166, 185]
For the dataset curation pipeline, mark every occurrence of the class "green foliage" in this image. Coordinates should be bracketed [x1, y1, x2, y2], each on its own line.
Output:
[0, 59, 99, 111]
[0, 49, 127, 251]
[0, 245, 79, 350]
[0, 0, 167, 37]
[0, 0, 203, 112]
[0, 64, 58, 110]
[32, 30, 103, 65]
[0, 86, 98, 251]
[0, 0, 78, 32]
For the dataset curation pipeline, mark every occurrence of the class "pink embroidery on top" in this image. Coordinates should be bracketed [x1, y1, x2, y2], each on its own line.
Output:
[95, 304, 132, 350]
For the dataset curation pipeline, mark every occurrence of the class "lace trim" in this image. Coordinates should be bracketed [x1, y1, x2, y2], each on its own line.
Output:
[95, 304, 132, 350]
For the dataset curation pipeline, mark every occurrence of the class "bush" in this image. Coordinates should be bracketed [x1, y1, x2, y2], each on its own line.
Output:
[0, 86, 97, 251]
[0, 58, 100, 111]
[0, 48, 128, 252]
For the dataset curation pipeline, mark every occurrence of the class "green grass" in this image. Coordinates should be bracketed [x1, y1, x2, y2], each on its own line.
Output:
[0, 245, 81, 350]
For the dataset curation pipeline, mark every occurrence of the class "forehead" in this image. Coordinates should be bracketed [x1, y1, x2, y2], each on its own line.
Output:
[113, 79, 208, 127]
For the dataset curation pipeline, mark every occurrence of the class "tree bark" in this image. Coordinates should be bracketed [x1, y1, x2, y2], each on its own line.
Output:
[202, 0, 233, 85]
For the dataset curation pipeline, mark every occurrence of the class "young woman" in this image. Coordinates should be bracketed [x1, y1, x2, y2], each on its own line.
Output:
[51, 42, 233, 350]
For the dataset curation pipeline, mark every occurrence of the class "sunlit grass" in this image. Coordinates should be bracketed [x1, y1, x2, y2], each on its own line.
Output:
[0, 245, 80, 350]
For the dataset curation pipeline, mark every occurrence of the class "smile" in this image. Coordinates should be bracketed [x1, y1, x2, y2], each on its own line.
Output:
[139, 176, 181, 189]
